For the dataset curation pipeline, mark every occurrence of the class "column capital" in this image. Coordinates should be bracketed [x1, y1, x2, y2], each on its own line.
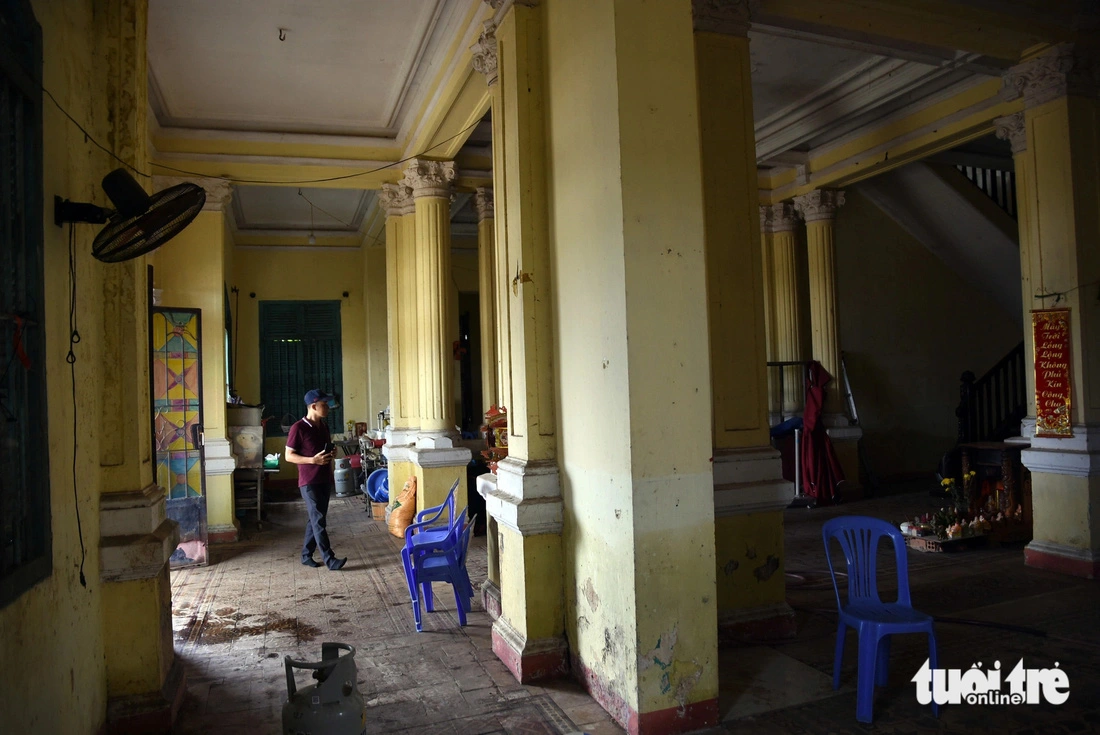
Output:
[379, 182, 414, 218]
[1003, 43, 1100, 108]
[401, 159, 456, 200]
[765, 202, 799, 233]
[692, 0, 753, 36]
[471, 20, 499, 87]
[793, 190, 845, 223]
[994, 112, 1027, 155]
[153, 175, 232, 212]
[476, 187, 495, 221]
[758, 205, 770, 231]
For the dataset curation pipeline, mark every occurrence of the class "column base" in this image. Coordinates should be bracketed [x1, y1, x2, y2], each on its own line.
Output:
[482, 579, 502, 620]
[718, 602, 797, 645]
[713, 446, 792, 515]
[106, 657, 186, 735]
[492, 616, 569, 683]
[1024, 541, 1100, 579]
[208, 522, 240, 544]
[571, 651, 718, 735]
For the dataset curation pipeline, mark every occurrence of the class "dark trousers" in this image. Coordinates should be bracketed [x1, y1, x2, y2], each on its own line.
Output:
[300, 483, 335, 563]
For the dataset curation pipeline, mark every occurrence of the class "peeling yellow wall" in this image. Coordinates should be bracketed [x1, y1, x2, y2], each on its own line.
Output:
[835, 189, 1020, 478]
[714, 513, 786, 612]
[0, 2, 135, 731]
[232, 246, 371, 481]
[546, 0, 639, 712]
[546, 0, 718, 719]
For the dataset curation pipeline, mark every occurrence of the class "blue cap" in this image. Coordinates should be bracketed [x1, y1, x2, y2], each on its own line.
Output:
[304, 389, 333, 406]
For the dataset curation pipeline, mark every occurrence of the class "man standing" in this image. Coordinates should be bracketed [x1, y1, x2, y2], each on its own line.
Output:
[285, 389, 347, 570]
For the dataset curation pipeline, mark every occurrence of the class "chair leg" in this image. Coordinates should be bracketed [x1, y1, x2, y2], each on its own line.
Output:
[875, 635, 891, 687]
[927, 629, 940, 717]
[855, 627, 879, 724]
[833, 621, 846, 690]
[422, 582, 434, 612]
[453, 583, 467, 626]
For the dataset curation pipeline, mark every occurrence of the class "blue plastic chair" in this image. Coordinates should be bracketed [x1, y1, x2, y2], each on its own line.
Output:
[400, 510, 476, 631]
[407, 478, 460, 549]
[822, 516, 939, 724]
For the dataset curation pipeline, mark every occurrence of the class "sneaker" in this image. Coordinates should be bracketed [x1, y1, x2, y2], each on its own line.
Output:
[326, 557, 347, 571]
[301, 557, 322, 568]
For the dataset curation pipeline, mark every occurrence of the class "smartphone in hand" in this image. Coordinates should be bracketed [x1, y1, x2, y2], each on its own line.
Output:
[324, 441, 336, 455]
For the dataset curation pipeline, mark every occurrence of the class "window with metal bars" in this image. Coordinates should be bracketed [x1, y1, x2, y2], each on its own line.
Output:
[259, 301, 343, 436]
[1, 0, 50, 608]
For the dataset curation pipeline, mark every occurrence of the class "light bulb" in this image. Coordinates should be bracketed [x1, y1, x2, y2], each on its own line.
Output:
[308, 234, 316, 245]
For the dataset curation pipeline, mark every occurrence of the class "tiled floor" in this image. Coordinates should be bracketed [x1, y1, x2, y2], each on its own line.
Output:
[171, 487, 1100, 734]
[170, 496, 624, 735]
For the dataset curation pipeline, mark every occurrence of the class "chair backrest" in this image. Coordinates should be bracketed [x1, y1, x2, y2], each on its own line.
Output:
[458, 514, 477, 567]
[822, 515, 912, 609]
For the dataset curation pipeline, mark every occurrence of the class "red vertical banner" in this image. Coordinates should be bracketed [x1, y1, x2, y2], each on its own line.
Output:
[1033, 308, 1072, 438]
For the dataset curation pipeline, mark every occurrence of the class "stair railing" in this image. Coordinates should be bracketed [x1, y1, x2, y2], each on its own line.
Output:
[955, 164, 1017, 220]
[956, 341, 1026, 444]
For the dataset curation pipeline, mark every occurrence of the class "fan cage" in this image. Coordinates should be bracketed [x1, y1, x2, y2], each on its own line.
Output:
[92, 183, 206, 263]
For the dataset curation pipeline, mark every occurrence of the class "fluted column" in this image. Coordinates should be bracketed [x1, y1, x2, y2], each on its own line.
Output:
[759, 206, 779, 420]
[400, 159, 471, 516]
[768, 202, 804, 416]
[404, 159, 457, 437]
[379, 182, 419, 441]
[795, 189, 846, 416]
[476, 187, 499, 410]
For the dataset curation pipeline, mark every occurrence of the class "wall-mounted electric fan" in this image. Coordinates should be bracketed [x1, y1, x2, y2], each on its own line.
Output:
[54, 169, 206, 262]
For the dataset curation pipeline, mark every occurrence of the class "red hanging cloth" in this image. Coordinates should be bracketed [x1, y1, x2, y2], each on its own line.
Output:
[801, 360, 845, 504]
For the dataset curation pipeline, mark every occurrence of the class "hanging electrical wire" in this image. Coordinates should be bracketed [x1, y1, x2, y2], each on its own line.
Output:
[66, 223, 88, 589]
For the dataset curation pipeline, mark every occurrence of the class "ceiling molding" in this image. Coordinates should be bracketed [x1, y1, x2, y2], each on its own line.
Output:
[755, 52, 994, 165]
[400, 1, 490, 154]
[750, 22, 1007, 74]
[764, 77, 1015, 202]
[383, 0, 452, 130]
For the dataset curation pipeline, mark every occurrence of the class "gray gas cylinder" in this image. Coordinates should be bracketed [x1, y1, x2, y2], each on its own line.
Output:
[333, 457, 356, 497]
[282, 642, 365, 735]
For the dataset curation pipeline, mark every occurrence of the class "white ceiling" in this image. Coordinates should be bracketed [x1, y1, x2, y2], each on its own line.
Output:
[750, 33, 871, 123]
[748, 29, 986, 167]
[148, 0, 465, 137]
[232, 186, 373, 236]
[147, 3, 999, 239]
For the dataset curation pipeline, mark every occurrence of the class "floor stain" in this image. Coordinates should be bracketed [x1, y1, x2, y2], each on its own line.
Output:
[176, 609, 320, 645]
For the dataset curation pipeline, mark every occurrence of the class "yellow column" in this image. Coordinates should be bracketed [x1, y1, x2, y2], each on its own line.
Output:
[363, 241, 389, 425]
[380, 183, 419, 491]
[476, 187, 499, 410]
[767, 202, 804, 417]
[542, 0, 722, 726]
[759, 206, 780, 421]
[472, 4, 566, 683]
[402, 159, 472, 514]
[152, 178, 239, 542]
[96, 2, 185, 728]
[694, 1, 795, 653]
[795, 189, 845, 411]
[1003, 45, 1100, 578]
[995, 113, 1036, 418]
[795, 189, 863, 495]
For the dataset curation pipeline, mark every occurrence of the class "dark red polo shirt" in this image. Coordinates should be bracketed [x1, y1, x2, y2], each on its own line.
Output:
[286, 417, 333, 487]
